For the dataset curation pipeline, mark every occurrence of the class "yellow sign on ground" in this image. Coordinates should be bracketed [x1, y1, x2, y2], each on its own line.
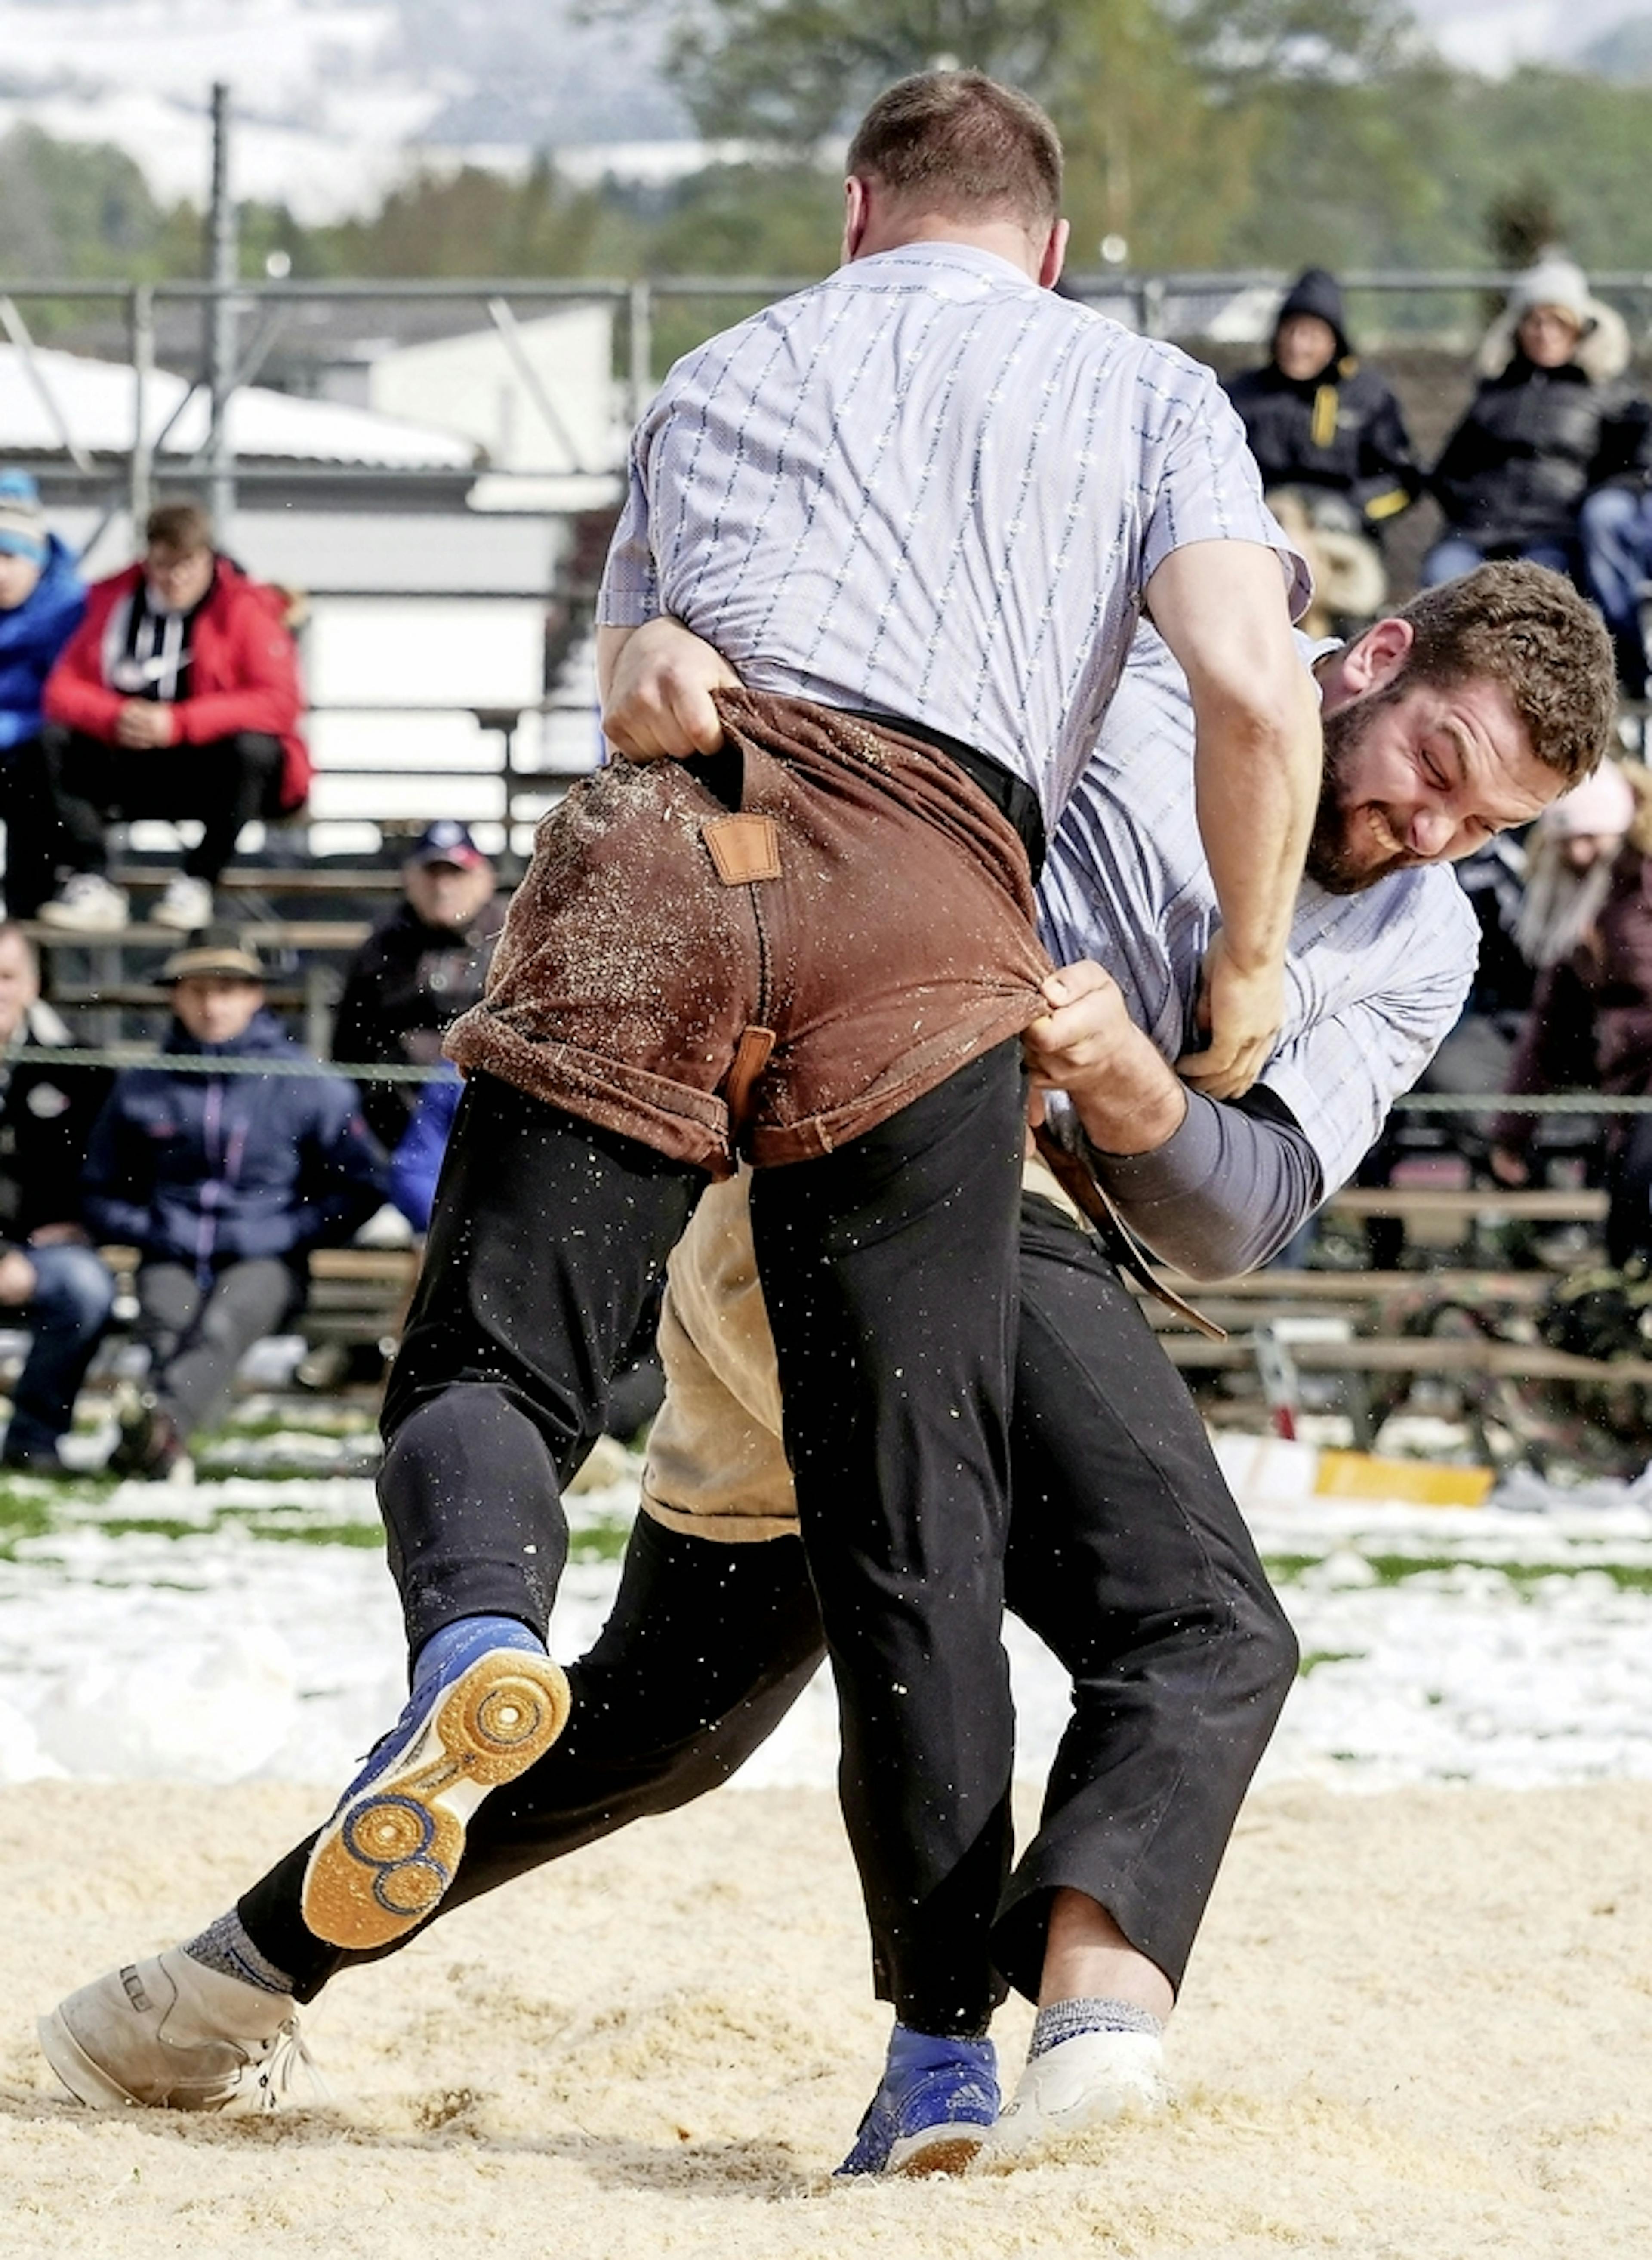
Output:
[1313, 1451, 1495, 1508]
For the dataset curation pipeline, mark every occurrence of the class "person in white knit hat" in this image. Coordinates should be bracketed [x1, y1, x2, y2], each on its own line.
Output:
[1425, 257, 1648, 613]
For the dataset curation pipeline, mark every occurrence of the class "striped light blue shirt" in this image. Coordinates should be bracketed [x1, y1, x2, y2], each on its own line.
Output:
[599, 241, 1306, 821]
[1038, 628, 1480, 1194]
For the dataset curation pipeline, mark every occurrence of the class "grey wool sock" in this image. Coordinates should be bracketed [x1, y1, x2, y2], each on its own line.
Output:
[1029, 1995, 1165, 2061]
[182, 1910, 298, 1999]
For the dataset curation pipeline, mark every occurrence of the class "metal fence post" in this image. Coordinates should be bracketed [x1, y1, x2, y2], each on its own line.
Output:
[206, 82, 239, 537]
[628, 277, 652, 426]
[129, 281, 154, 535]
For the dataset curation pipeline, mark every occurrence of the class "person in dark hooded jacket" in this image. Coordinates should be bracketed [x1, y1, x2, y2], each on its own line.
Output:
[84, 934, 387, 1476]
[0, 472, 86, 918]
[1425, 258, 1649, 592]
[1224, 267, 1420, 535]
[1224, 269, 1418, 633]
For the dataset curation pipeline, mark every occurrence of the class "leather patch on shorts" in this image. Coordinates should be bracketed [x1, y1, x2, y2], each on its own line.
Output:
[704, 813, 781, 884]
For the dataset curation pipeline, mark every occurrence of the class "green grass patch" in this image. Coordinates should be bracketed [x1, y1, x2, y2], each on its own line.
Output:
[1298, 1649, 1366, 1675]
[1266, 1551, 1652, 1594]
[567, 1519, 633, 1564]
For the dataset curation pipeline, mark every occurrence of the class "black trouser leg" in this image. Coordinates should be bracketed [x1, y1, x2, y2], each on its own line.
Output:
[0, 737, 65, 917]
[239, 1515, 826, 2001]
[377, 1075, 700, 1658]
[1606, 1114, 1652, 1267]
[750, 1043, 1025, 2038]
[182, 731, 283, 883]
[990, 1197, 1299, 2002]
[35, 726, 114, 880]
[143, 1258, 297, 1439]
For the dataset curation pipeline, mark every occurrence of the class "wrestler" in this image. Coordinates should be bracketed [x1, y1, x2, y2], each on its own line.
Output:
[43, 566, 1615, 2171]
[249, 63, 1320, 2130]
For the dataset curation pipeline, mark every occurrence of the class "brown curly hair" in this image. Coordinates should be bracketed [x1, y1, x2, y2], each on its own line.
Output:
[1395, 561, 1616, 787]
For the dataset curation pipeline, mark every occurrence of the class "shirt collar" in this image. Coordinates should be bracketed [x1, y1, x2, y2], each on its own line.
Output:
[835, 240, 1040, 293]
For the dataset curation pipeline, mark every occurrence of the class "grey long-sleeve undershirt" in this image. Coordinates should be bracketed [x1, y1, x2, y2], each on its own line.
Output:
[1079, 1085, 1323, 1280]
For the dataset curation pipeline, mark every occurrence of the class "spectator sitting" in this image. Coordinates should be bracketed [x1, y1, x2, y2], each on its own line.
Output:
[1491, 762, 1652, 1263]
[0, 922, 115, 1471]
[1224, 267, 1420, 635]
[26, 499, 311, 936]
[0, 473, 88, 921]
[85, 932, 386, 1479]
[1424, 258, 1647, 594]
[333, 820, 505, 1151]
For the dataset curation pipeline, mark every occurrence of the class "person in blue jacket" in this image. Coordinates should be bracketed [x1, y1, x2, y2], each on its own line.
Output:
[0, 472, 86, 917]
[84, 932, 388, 1477]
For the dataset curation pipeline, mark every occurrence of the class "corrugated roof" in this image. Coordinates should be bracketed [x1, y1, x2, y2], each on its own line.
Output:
[0, 343, 479, 469]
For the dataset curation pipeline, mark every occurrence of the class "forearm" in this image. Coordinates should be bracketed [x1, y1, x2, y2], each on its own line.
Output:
[1078, 1088, 1323, 1279]
[1191, 660, 1321, 980]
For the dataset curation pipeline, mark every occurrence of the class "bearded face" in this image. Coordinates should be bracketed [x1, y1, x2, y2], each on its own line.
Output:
[1305, 682, 1430, 896]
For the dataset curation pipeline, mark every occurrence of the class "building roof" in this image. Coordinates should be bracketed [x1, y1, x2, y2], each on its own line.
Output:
[0, 343, 479, 469]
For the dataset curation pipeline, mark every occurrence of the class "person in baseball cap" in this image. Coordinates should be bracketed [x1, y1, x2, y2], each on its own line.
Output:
[332, 822, 505, 1148]
[409, 819, 487, 869]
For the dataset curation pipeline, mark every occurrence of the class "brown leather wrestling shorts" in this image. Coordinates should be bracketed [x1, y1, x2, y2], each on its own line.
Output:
[445, 689, 1053, 1178]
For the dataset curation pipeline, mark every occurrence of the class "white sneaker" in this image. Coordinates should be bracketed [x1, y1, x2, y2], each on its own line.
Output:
[987, 2028, 1167, 2163]
[39, 1946, 327, 2114]
[151, 873, 214, 931]
[37, 873, 129, 932]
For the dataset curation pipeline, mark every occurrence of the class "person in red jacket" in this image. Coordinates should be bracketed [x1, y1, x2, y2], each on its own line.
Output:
[28, 498, 311, 933]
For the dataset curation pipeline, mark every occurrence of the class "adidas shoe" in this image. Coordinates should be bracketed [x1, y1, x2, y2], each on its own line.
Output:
[835, 2026, 999, 2177]
[988, 2027, 1167, 2162]
[39, 1947, 324, 2114]
[302, 1623, 570, 1952]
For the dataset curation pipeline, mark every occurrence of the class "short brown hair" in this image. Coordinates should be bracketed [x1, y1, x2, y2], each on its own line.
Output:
[845, 71, 1062, 233]
[145, 499, 213, 555]
[1394, 561, 1616, 787]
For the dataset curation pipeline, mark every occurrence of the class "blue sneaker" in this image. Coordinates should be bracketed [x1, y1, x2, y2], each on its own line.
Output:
[302, 1622, 570, 1951]
[835, 2025, 999, 2177]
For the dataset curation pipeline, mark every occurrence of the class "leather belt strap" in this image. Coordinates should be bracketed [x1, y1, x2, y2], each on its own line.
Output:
[725, 1024, 776, 1140]
[1030, 1123, 1228, 1343]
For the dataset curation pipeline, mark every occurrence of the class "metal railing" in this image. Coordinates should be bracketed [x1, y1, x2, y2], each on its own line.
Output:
[8, 264, 1652, 528]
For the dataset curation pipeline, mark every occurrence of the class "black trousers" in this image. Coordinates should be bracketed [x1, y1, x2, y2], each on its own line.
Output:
[24, 724, 284, 888]
[241, 1193, 1295, 2016]
[1606, 1112, 1652, 1267]
[372, 1046, 1026, 2033]
[0, 737, 61, 919]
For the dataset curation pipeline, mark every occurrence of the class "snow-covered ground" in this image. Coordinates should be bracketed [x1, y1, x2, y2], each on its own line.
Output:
[0, 1417, 1648, 1796]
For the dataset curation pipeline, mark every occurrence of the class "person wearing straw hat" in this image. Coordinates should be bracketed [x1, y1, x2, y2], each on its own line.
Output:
[83, 931, 386, 1478]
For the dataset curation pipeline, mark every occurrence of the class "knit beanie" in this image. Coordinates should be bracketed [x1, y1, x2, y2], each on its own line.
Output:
[1507, 258, 1593, 331]
[1538, 760, 1637, 842]
[0, 471, 48, 565]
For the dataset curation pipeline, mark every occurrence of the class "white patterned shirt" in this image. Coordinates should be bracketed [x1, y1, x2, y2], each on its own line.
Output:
[598, 241, 1307, 822]
[1038, 626, 1479, 1196]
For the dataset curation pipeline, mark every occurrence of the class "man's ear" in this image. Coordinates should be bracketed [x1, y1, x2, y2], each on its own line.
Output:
[1341, 614, 1414, 695]
[1037, 217, 1069, 290]
[842, 176, 870, 263]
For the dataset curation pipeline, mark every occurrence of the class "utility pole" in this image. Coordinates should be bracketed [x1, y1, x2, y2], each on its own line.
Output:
[204, 80, 238, 539]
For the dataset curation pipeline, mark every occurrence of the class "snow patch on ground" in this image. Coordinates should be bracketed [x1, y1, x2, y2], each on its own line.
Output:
[0, 1434, 1647, 1792]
